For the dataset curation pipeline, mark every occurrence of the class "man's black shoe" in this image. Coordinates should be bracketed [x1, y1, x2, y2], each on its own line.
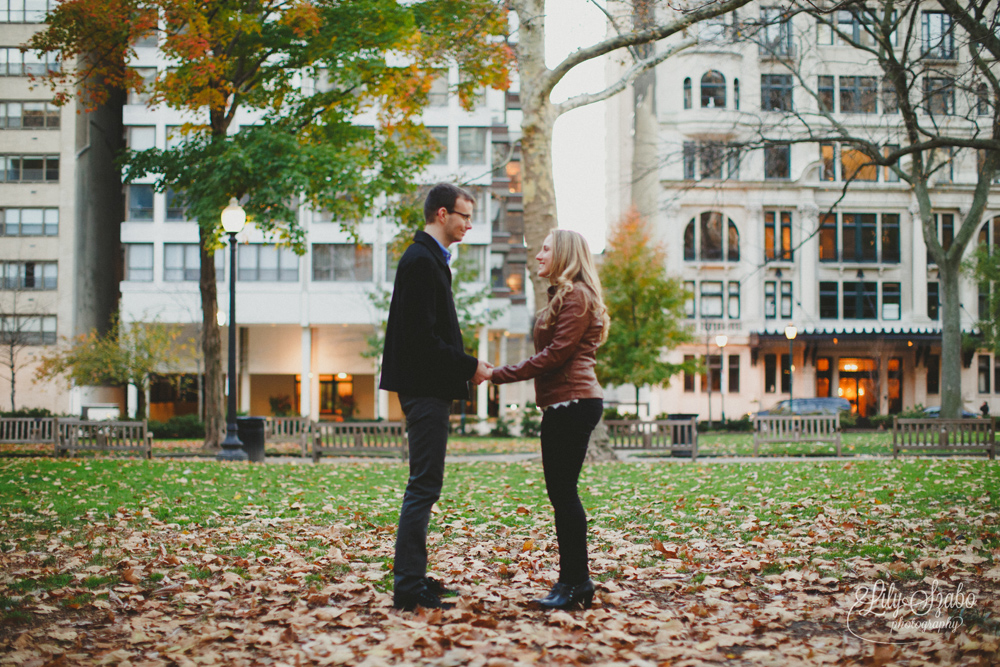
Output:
[392, 588, 456, 612]
[424, 576, 458, 597]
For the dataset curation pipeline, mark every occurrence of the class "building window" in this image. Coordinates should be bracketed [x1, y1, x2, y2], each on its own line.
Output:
[818, 75, 835, 112]
[127, 67, 157, 105]
[700, 281, 723, 318]
[458, 127, 487, 165]
[165, 188, 186, 221]
[928, 281, 939, 320]
[728, 354, 740, 392]
[883, 282, 901, 320]
[819, 214, 837, 261]
[821, 143, 836, 181]
[882, 76, 900, 114]
[683, 280, 695, 318]
[1, 154, 58, 182]
[683, 141, 740, 181]
[924, 77, 954, 116]
[0, 101, 59, 129]
[883, 145, 900, 182]
[840, 76, 877, 113]
[126, 125, 156, 151]
[780, 281, 793, 318]
[761, 74, 793, 111]
[427, 70, 449, 107]
[842, 213, 877, 262]
[882, 214, 900, 262]
[0, 315, 56, 345]
[843, 281, 877, 319]
[0, 208, 57, 236]
[685, 212, 740, 262]
[728, 281, 740, 318]
[764, 143, 790, 179]
[701, 355, 721, 393]
[683, 354, 695, 392]
[239, 245, 299, 282]
[734, 78, 740, 109]
[683, 77, 692, 109]
[764, 210, 792, 261]
[927, 354, 940, 394]
[820, 281, 839, 318]
[977, 83, 991, 116]
[701, 71, 726, 108]
[312, 243, 373, 282]
[124, 244, 154, 282]
[0, 261, 56, 290]
[760, 7, 793, 56]
[816, 357, 832, 397]
[765, 281, 777, 318]
[0, 47, 59, 75]
[841, 145, 878, 181]
[427, 126, 448, 165]
[126, 184, 154, 221]
[979, 355, 991, 393]
[922, 11, 954, 59]
[765, 353, 777, 393]
[1, 0, 57, 22]
[164, 244, 201, 282]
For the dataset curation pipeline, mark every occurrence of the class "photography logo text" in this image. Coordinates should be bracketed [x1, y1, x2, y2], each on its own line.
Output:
[847, 579, 976, 644]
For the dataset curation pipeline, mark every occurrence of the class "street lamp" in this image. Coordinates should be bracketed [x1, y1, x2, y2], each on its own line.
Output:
[784, 324, 797, 409]
[217, 197, 248, 462]
[715, 334, 728, 423]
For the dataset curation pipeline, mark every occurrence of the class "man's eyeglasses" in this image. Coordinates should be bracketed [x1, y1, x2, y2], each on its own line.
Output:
[447, 209, 473, 223]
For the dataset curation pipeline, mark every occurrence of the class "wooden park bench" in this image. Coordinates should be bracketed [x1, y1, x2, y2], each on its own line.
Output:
[604, 418, 699, 459]
[265, 416, 314, 457]
[892, 418, 996, 459]
[55, 419, 152, 459]
[312, 421, 407, 461]
[753, 415, 842, 456]
[0, 417, 58, 449]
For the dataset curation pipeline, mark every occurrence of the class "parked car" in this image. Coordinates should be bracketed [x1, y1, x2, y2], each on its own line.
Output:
[921, 406, 978, 418]
[757, 397, 852, 416]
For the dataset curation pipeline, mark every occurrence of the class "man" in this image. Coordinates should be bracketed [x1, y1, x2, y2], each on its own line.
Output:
[380, 182, 493, 611]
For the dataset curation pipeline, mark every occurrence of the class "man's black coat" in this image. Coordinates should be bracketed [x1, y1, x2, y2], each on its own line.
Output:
[379, 230, 478, 400]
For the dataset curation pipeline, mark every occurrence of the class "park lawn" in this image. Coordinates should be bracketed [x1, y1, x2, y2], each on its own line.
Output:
[0, 456, 998, 665]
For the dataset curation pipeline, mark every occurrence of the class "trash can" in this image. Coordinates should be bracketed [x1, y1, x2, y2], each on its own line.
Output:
[667, 413, 699, 458]
[237, 417, 267, 462]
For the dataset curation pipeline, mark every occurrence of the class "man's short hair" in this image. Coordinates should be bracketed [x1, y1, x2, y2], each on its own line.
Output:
[424, 183, 475, 223]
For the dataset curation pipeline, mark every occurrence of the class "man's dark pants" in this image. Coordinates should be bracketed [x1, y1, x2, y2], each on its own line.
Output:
[394, 394, 451, 596]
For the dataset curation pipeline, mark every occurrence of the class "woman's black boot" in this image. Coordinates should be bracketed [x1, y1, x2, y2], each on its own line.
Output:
[534, 579, 595, 610]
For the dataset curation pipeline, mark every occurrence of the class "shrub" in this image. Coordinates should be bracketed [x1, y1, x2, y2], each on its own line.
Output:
[520, 404, 542, 437]
[1, 407, 54, 418]
[868, 414, 894, 430]
[148, 414, 205, 439]
[724, 415, 754, 432]
[491, 415, 513, 437]
[840, 412, 858, 429]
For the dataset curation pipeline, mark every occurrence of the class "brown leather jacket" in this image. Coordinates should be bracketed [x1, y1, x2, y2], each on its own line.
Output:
[492, 283, 605, 408]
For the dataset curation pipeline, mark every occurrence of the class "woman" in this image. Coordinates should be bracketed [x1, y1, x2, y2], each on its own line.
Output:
[491, 229, 609, 610]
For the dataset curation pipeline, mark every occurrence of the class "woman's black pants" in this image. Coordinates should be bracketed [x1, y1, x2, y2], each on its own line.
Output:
[539, 398, 603, 585]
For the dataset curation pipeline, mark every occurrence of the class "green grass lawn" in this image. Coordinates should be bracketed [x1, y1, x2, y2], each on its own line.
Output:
[1, 456, 997, 665]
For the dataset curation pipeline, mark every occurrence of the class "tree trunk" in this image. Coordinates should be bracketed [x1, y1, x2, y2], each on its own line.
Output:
[939, 258, 964, 418]
[200, 227, 223, 449]
[136, 382, 147, 422]
[8, 345, 15, 412]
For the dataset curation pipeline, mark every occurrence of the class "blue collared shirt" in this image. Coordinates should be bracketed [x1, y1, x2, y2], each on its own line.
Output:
[429, 234, 451, 264]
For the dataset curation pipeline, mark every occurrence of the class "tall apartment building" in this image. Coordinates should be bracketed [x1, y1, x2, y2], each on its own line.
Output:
[606, 1, 1000, 420]
[2, 6, 533, 421]
[0, 1, 121, 414]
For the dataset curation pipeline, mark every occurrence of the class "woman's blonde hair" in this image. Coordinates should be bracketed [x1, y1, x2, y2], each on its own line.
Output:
[538, 229, 610, 344]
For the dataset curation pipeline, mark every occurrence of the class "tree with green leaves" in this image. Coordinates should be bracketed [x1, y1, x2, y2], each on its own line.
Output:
[34, 315, 185, 420]
[597, 208, 694, 411]
[27, 0, 510, 446]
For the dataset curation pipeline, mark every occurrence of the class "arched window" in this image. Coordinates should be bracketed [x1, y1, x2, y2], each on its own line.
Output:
[979, 216, 1000, 249]
[683, 77, 692, 109]
[685, 212, 739, 262]
[701, 71, 726, 108]
[728, 219, 741, 261]
[733, 78, 740, 110]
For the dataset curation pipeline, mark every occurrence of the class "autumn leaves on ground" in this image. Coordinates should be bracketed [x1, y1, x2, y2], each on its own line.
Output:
[1, 457, 998, 666]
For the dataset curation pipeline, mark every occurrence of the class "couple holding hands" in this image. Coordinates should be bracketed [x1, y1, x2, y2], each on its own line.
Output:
[380, 183, 609, 612]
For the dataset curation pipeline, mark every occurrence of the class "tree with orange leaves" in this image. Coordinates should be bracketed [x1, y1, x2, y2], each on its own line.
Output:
[27, 0, 510, 446]
[596, 208, 694, 411]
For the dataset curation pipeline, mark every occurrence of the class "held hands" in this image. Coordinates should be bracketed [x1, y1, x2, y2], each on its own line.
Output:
[472, 359, 494, 385]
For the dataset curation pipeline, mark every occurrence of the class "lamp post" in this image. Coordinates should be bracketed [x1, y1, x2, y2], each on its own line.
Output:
[784, 324, 797, 409]
[217, 197, 248, 461]
[715, 334, 728, 423]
